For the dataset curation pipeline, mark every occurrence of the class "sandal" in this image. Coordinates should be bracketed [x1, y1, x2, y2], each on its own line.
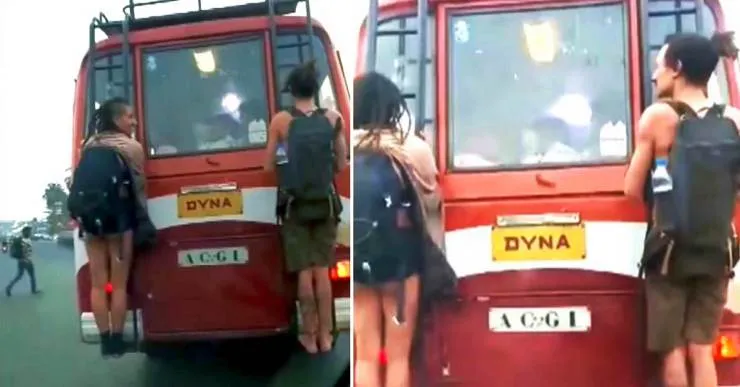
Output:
[298, 330, 318, 354]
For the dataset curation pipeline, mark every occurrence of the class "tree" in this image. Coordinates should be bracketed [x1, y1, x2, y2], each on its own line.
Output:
[43, 183, 68, 234]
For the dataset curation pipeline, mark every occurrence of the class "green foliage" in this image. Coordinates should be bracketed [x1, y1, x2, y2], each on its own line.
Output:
[43, 182, 68, 234]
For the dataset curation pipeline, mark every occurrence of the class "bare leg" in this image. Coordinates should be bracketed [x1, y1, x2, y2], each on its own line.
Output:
[354, 285, 383, 387]
[663, 347, 689, 387]
[297, 268, 318, 353]
[313, 266, 334, 352]
[85, 237, 110, 334]
[688, 343, 717, 387]
[108, 231, 133, 333]
[382, 275, 420, 387]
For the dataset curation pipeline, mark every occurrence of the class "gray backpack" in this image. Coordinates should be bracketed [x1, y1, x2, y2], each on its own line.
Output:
[280, 108, 338, 223]
[645, 102, 740, 277]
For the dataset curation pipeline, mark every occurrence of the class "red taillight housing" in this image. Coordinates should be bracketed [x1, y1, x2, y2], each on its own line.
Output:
[714, 332, 740, 360]
[330, 259, 350, 281]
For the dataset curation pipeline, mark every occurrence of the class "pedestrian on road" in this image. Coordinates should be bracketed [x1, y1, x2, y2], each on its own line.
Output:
[5, 226, 41, 296]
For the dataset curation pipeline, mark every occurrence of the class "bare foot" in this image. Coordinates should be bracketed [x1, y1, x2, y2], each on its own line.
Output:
[319, 330, 333, 352]
[298, 332, 318, 354]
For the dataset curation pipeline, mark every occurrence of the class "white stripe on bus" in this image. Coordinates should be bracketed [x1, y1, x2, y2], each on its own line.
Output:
[445, 221, 740, 314]
[73, 188, 350, 273]
[446, 221, 646, 279]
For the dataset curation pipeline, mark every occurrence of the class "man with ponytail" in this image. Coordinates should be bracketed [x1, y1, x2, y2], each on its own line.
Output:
[625, 32, 740, 387]
[264, 61, 347, 354]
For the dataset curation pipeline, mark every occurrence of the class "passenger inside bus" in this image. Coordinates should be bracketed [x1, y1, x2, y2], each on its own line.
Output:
[448, 5, 631, 169]
[194, 113, 240, 151]
[521, 116, 581, 164]
[143, 38, 270, 157]
[238, 99, 269, 146]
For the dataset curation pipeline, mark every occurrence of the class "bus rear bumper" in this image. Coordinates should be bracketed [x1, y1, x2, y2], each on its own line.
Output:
[80, 309, 144, 344]
[295, 297, 351, 331]
[80, 297, 350, 344]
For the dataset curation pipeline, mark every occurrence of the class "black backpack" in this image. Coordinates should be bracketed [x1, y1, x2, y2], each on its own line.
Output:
[280, 108, 338, 223]
[353, 149, 426, 324]
[9, 236, 24, 259]
[67, 146, 133, 236]
[648, 103, 740, 275]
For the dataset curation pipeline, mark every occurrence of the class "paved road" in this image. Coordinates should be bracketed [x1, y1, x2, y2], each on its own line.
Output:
[0, 241, 349, 387]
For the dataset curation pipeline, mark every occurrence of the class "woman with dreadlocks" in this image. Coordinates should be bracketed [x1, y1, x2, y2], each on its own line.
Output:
[76, 97, 144, 357]
[353, 72, 449, 387]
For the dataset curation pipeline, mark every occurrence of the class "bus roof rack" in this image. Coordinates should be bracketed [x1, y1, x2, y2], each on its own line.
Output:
[86, 0, 314, 135]
[97, 0, 301, 37]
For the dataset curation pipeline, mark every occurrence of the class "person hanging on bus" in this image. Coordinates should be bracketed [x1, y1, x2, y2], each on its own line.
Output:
[67, 97, 145, 358]
[352, 72, 446, 387]
[624, 32, 739, 387]
[263, 61, 348, 354]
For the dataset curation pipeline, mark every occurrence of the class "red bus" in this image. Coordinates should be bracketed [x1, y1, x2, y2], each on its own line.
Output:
[71, 0, 350, 380]
[357, 0, 739, 385]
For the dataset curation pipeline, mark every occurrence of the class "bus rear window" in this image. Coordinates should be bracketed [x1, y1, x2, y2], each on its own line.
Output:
[646, 0, 729, 104]
[141, 37, 270, 158]
[447, 4, 631, 170]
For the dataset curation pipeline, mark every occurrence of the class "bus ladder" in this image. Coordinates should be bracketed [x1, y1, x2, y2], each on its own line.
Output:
[86, 12, 133, 138]
[641, 0, 705, 106]
[365, 0, 431, 136]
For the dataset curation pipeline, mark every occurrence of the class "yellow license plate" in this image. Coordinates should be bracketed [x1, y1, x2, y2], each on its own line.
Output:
[492, 224, 586, 261]
[177, 191, 243, 218]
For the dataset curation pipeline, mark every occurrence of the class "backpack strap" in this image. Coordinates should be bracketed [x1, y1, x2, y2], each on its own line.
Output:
[662, 100, 697, 120]
[287, 107, 302, 118]
[664, 100, 727, 119]
[287, 107, 326, 118]
[707, 103, 727, 117]
[386, 152, 421, 326]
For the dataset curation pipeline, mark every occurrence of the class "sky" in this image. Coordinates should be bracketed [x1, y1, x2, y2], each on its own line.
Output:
[0, 0, 737, 221]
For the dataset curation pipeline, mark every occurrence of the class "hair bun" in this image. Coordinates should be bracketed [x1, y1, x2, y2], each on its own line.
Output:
[711, 31, 739, 59]
[301, 60, 318, 77]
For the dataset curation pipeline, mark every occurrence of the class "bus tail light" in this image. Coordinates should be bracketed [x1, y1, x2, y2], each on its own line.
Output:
[714, 333, 740, 360]
[105, 282, 113, 294]
[330, 259, 350, 281]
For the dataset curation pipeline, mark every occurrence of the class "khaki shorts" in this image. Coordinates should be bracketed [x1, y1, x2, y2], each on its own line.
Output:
[645, 274, 728, 352]
[281, 217, 337, 273]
